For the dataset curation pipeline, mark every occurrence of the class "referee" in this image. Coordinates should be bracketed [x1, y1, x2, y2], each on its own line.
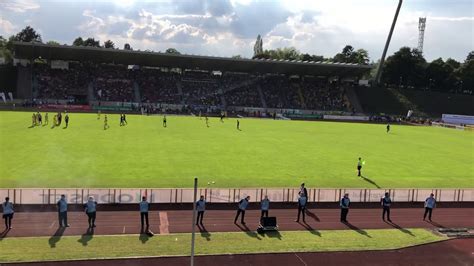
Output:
[357, 157, 363, 177]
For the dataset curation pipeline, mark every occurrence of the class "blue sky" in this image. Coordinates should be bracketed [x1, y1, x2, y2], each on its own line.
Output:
[0, 0, 473, 61]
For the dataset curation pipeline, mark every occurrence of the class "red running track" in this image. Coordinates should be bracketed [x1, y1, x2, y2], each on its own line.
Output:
[1, 208, 473, 237]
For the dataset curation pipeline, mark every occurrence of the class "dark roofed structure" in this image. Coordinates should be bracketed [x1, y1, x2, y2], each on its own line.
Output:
[13, 42, 371, 77]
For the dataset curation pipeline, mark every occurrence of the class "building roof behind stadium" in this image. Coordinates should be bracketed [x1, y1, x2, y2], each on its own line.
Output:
[13, 42, 371, 77]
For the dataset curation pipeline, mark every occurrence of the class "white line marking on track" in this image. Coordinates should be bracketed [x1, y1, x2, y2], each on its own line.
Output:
[159, 212, 170, 235]
[294, 253, 308, 266]
[49, 221, 56, 229]
[123, 226, 126, 234]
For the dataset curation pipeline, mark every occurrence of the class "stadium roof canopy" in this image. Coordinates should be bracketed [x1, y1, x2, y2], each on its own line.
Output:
[13, 42, 371, 77]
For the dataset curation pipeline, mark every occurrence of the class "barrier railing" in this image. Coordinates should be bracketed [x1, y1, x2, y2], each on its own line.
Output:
[0, 188, 472, 205]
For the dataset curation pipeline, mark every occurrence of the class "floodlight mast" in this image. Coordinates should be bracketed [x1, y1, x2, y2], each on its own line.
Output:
[375, 0, 403, 85]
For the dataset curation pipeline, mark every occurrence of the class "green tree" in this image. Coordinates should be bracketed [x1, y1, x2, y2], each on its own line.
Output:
[83, 38, 100, 47]
[231, 55, 243, 59]
[46, 40, 60, 45]
[466, 51, 474, 62]
[382, 47, 426, 87]
[165, 48, 181, 54]
[445, 58, 460, 70]
[13, 26, 42, 43]
[425, 58, 455, 92]
[104, 40, 115, 49]
[124, 43, 132, 50]
[73, 37, 84, 46]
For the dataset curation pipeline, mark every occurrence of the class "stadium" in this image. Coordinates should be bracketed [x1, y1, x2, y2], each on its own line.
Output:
[0, 1, 473, 265]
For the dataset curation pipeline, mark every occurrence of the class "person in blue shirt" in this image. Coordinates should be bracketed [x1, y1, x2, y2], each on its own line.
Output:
[295, 192, 307, 223]
[196, 195, 206, 226]
[260, 195, 270, 218]
[381, 192, 392, 222]
[84, 196, 98, 228]
[423, 193, 436, 221]
[139, 196, 150, 231]
[2, 197, 14, 230]
[234, 196, 250, 225]
[340, 193, 350, 222]
[57, 194, 69, 227]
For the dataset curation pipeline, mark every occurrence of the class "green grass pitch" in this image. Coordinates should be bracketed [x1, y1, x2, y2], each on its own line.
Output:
[0, 111, 472, 188]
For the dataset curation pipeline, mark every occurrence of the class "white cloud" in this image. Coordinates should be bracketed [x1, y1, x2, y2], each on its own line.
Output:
[430, 16, 474, 21]
[1, 0, 39, 13]
[0, 18, 16, 35]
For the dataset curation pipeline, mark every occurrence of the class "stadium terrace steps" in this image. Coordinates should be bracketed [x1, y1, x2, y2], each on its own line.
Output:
[345, 86, 364, 113]
[386, 87, 426, 117]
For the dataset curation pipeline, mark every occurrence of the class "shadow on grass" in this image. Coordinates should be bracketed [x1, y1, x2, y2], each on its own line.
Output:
[77, 228, 94, 246]
[297, 221, 321, 237]
[0, 228, 10, 241]
[262, 230, 282, 240]
[360, 175, 381, 189]
[385, 221, 415, 236]
[197, 225, 211, 241]
[343, 221, 372, 238]
[48, 227, 66, 247]
[235, 223, 261, 240]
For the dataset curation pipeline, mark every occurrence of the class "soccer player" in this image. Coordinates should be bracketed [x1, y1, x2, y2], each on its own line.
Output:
[53, 115, 58, 127]
[198, 111, 202, 120]
[44, 113, 49, 126]
[123, 114, 127, 125]
[57, 112, 62, 126]
[163, 115, 167, 128]
[205, 116, 209, 127]
[64, 113, 69, 128]
[97, 110, 101, 120]
[31, 113, 36, 126]
[220, 111, 225, 122]
[119, 114, 124, 126]
[104, 115, 109, 130]
[357, 157, 363, 177]
[386, 123, 390, 133]
[237, 119, 240, 130]
[37, 112, 42, 125]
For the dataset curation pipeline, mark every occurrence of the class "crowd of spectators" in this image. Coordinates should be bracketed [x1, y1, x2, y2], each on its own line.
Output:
[31, 63, 350, 112]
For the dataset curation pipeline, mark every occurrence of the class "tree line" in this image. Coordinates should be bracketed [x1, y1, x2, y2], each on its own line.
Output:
[0, 26, 472, 94]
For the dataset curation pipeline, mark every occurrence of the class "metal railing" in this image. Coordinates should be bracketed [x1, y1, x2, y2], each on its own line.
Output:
[0, 188, 472, 205]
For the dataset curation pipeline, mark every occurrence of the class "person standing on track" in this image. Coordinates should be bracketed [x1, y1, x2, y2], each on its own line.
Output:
[57, 194, 69, 227]
[340, 193, 350, 222]
[299, 183, 308, 197]
[381, 192, 392, 222]
[295, 192, 307, 223]
[260, 195, 270, 218]
[423, 193, 436, 221]
[2, 197, 14, 230]
[139, 196, 150, 231]
[234, 196, 250, 225]
[196, 195, 206, 226]
[84, 196, 98, 228]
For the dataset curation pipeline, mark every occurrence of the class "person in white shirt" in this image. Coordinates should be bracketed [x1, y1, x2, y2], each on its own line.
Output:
[84, 196, 98, 228]
[139, 196, 150, 231]
[2, 197, 14, 229]
[196, 195, 206, 226]
[423, 193, 436, 221]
